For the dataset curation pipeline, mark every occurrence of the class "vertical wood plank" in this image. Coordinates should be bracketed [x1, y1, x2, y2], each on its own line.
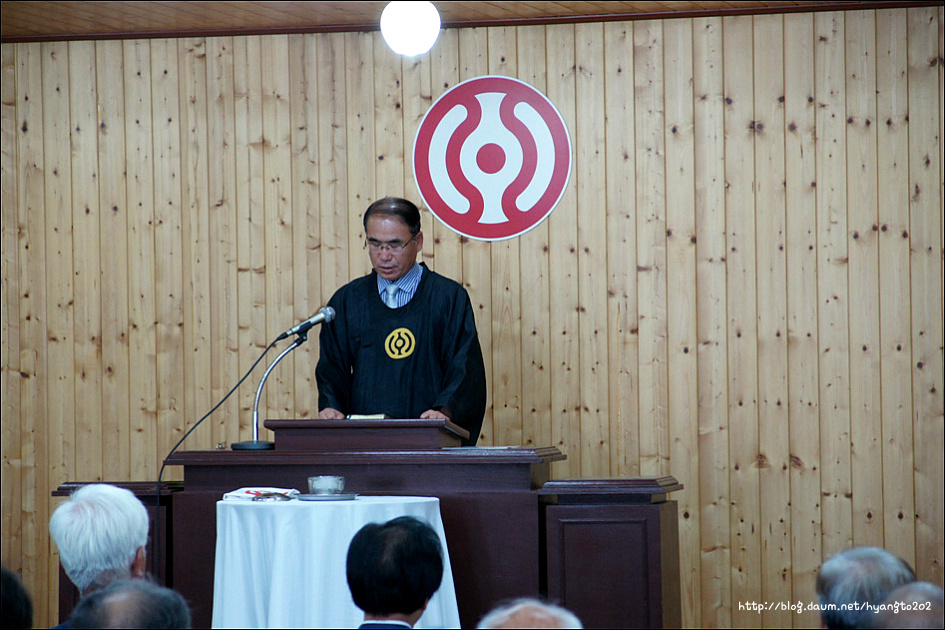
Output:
[692, 16, 731, 628]
[178, 37, 212, 448]
[844, 10, 885, 549]
[402, 39, 433, 275]
[344, 32, 375, 279]
[814, 10, 854, 557]
[663, 16, 700, 629]
[784, 14, 823, 627]
[875, 7, 916, 567]
[487, 26, 523, 448]
[0, 43, 20, 567]
[260, 35, 295, 421]
[603, 21, 639, 478]
[233, 36, 268, 438]
[206, 36, 241, 443]
[752, 14, 793, 628]
[69, 41, 103, 483]
[317, 33, 349, 303]
[287, 33, 321, 419]
[517, 25, 550, 450]
[95, 39, 131, 480]
[574, 21, 609, 476]
[15, 42, 51, 625]
[907, 6, 944, 585]
[545, 23, 579, 472]
[123, 39, 158, 479]
[42, 40, 77, 496]
[722, 16, 762, 626]
[150, 38, 185, 476]
[633, 20, 669, 478]
[373, 31, 405, 197]
[457, 27, 495, 445]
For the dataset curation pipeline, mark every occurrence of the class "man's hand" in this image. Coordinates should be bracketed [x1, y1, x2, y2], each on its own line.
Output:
[419, 408, 450, 420]
[317, 407, 345, 419]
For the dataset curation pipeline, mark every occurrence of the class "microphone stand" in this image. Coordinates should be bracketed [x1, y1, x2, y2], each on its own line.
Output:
[232, 330, 309, 450]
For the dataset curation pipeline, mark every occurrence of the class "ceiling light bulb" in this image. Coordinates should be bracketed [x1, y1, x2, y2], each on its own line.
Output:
[380, 1, 441, 56]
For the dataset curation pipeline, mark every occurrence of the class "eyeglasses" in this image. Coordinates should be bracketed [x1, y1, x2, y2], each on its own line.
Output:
[365, 235, 417, 253]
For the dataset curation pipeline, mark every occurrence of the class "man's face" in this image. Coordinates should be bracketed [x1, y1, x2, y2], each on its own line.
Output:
[366, 215, 423, 282]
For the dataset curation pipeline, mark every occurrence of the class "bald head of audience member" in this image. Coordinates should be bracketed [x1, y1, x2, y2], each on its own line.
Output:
[477, 599, 583, 629]
[816, 546, 916, 629]
[49, 484, 149, 596]
[68, 579, 191, 629]
[871, 581, 944, 629]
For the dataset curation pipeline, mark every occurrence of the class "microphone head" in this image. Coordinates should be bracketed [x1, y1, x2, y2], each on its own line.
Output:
[320, 306, 336, 323]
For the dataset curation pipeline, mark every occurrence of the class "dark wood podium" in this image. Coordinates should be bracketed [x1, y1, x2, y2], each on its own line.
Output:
[160, 419, 680, 629]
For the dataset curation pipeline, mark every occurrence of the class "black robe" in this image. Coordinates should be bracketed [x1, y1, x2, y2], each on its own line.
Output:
[316, 264, 487, 446]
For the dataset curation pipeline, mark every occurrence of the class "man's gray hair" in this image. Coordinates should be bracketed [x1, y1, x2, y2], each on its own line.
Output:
[68, 579, 191, 629]
[477, 598, 583, 629]
[49, 484, 149, 593]
[816, 546, 916, 629]
[873, 581, 945, 629]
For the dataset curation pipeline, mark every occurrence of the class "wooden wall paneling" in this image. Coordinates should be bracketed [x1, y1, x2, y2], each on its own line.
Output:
[15, 41, 51, 624]
[875, 7, 917, 567]
[907, 6, 944, 585]
[783, 14, 823, 627]
[662, 17, 700, 629]
[517, 25, 551, 450]
[373, 31, 405, 198]
[457, 27, 495, 445]
[206, 36, 241, 442]
[692, 16, 731, 629]
[42, 39, 76, 500]
[260, 35, 295, 421]
[751, 14, 793, 628]
[122, 39, 159, 478]
[316, 33, 349, 306]
[0, 43, 20, 567]
[814, 11, 854, 557]
[486, 26, 524, 448]
[426, 28, 463, 283]
[602, 21, 640, 478]
[178, 37, 212, 449]
[150, 38, 185, 476]
[344, 32, 374, 281]
[95, 39, 131, 479]
[844, 10, 885, 549]
[287, 33, 321, 420]
[722, 16, 762, 627]
[574, 22, 609, 476]
[232, 35, 268, 437]
[544, 23, 579, 473]
[633, 20, 669, 479]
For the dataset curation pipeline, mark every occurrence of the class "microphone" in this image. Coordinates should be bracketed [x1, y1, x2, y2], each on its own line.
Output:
[276, 306, 336, 340]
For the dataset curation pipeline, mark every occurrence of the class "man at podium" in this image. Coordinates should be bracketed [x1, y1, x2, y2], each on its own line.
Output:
[315, 197, 487, 446]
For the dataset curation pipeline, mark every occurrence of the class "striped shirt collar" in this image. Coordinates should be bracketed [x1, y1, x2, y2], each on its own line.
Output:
[376, 262, 423, 308]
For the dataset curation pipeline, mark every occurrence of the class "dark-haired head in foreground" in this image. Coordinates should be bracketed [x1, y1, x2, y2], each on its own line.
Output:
[1, 566, 33, 630]
[69, 579, 190, 629]
[346, 516, 444, 628]
[816, 546, 916, 629]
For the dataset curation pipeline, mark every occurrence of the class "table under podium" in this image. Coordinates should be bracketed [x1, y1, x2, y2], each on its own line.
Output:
[163, 418, 681, 629]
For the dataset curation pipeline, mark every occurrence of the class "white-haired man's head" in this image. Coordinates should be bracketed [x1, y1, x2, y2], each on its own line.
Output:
[477, 598, 583, 629]
[49, 484, 149, 595]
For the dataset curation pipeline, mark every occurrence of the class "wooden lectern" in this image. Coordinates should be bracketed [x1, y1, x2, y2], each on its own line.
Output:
[166, 419, 564, 629]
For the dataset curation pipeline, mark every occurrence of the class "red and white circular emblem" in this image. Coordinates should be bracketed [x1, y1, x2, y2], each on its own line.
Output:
[414, 76, 572, 241]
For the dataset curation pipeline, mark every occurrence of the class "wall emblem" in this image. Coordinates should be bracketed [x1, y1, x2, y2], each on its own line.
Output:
[385, 327, 416, 359]
[414, 76, 572, 241]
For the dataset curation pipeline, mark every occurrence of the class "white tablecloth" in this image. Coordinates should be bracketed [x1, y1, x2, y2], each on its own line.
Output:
[212, 496, 460, 629]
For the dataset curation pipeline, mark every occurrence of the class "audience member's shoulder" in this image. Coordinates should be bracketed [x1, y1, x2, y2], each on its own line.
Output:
[1, 566, 33, 630]
[872, 581, 944, 629]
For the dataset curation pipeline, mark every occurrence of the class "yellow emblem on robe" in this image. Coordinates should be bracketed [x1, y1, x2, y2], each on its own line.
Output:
[385, 327, 416, 359]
